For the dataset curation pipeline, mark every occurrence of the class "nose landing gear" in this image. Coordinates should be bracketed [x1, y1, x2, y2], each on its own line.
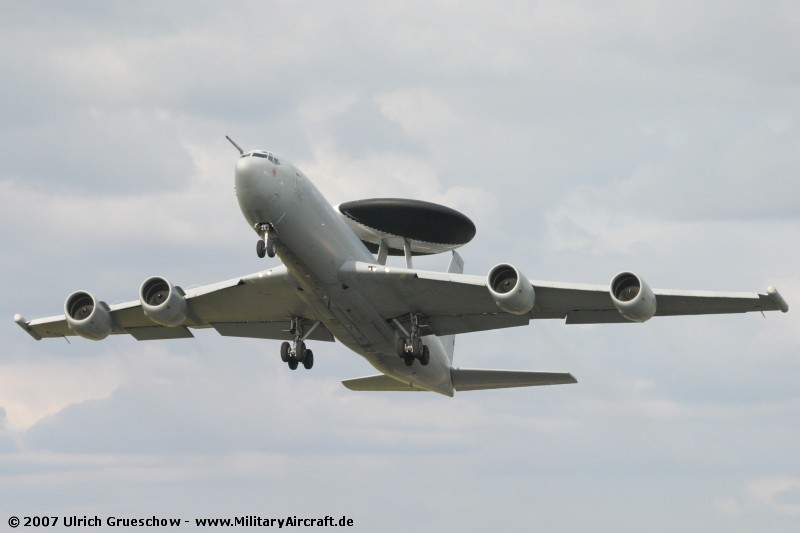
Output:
[255, 223, 277, 258]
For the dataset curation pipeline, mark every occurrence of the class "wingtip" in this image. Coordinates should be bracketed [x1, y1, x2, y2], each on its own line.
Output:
[767, 287, 789, 313]
[13, 313, 42, 340]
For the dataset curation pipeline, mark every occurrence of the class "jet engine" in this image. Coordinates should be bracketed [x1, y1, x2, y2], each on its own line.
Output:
[487, 264, 535, 315]
[610, 272, 657, 322]
[139, 276, 188, 327]
[64, 291, 112, 340]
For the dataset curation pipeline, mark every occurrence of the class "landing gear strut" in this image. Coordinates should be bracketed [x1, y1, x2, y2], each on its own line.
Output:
[255, 223, 277, 258]
[396, 314, 430, 366]
[280, 318, 318, 370]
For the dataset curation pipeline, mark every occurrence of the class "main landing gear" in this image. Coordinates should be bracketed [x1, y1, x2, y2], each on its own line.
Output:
[396, 314, 430, 367]
[280, 317, 316, 370]
[255, 223, 276, 258]
[397, 337, 430, 367]
[281, 340, 313, 370]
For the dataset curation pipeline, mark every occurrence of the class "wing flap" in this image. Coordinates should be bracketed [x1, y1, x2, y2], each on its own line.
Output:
[212, 321, 334, 341]
[426, 313, 531, 336]
[126, 326, 194, 340]
[566, 310, 628, 324]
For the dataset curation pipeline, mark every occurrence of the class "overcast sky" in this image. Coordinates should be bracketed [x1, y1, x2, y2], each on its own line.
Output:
[2, 1, 799, 531]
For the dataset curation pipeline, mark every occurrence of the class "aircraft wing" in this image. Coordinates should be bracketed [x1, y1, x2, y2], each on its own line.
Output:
[15, 266, 335, 342]
[339, 262, 788, 336]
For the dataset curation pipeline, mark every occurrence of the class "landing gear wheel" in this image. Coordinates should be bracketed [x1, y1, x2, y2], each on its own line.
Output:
[288, 358, 299, 370]
[420, 345, 430, 366]
[296, 340, 306, 362]
[411, 337, 422, 357]
[280, 341, 290, 362]
[302, 349, 314, 369]
[397, 337, 407, 358]
[404, 354, 414, 367]
[256, 239, 266, 258]
[266, 236, 276, 258]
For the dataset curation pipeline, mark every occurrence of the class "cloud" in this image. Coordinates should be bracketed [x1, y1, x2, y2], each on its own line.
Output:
[373, 88, 463, 145]
[747, 476, 800, 516]
[0, 356, 123, 432]
[716, 475, 800, 521]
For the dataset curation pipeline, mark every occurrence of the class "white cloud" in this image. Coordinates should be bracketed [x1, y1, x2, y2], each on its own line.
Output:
[373, 88, 462, 144]
[747, 476, 800, 516]
[0, 357, 122, 432]
[298, 90, 360, 126]
[298, 140, 495, 220]
[717, 475, 800, 520]
[0, 167, 238, 248]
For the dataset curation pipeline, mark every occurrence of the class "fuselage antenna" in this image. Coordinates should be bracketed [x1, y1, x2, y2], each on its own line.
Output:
[226, 135, 244, 155]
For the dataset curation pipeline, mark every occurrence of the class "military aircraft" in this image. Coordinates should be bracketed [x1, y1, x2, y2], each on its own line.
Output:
[14, 138, 789, 396]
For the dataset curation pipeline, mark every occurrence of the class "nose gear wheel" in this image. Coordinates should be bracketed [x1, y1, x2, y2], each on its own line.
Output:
[255, 223, 277, 258]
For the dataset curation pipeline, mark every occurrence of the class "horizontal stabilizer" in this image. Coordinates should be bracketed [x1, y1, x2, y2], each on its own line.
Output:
[342, 374, 427, 392]
[451, 368, 577, 391]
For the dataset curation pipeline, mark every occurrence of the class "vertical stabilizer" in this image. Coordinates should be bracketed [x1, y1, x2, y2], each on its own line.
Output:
[439, 251, 464, 362]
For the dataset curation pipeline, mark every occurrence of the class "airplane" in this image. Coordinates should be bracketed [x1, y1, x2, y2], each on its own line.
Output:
[14, 137, 790, 396]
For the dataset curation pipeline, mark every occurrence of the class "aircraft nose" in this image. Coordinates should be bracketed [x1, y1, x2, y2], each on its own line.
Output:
[234, 155, 262, 190]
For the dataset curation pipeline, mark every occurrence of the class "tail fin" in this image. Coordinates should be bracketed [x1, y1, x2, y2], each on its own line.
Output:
[447, 250, 464, 275]
[439, 251, 464, 362]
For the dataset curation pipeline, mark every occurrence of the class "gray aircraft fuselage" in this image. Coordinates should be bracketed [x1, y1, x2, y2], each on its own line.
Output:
[234, 152, 454, 395]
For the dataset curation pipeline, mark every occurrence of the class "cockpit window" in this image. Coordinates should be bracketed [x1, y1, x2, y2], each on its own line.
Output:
[243, 151, 280, 165]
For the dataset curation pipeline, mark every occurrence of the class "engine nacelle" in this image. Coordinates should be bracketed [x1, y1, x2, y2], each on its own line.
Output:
[64, 291, 112, 340]
[139, 276, 188, 327]
[487, 264, 535, 315]
[610, 272, 657, 322]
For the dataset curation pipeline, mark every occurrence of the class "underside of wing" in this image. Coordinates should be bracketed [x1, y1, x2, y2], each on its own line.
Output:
[339, 262, 530, 336]
[565, 289, 784, 324]
[339, 261, 788, 335]
[15, 266, 334, 342]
